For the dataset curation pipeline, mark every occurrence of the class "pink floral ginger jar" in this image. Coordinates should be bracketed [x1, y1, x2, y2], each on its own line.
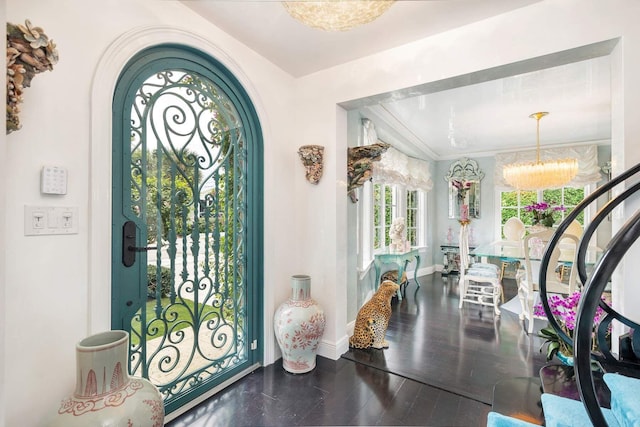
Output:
[274, 275, 326, 373]
[49, 330, 164, 426]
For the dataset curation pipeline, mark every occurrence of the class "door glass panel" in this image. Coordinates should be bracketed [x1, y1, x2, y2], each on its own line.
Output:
[127, 69, 247, 407]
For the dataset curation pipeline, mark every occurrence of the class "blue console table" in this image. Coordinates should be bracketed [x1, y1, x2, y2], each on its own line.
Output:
[374, 248, 421, 300]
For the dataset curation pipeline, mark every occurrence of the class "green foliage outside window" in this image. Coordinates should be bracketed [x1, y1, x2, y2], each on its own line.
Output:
[374, 184, 409, 249]
[131, 148, 200, 242]
[373, 185, 382, 249]
[384, 186, 393, 247]
[373, 184, 393, 248]
[500, 187, 585, 238]
[544, 187, 585, 224]
[146, 264, 173, 299]
[406, 191, 418, 246]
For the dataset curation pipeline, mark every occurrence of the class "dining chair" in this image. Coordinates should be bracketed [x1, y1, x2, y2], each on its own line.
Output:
[458, 223, 503, 315]
[517, 228, 580, 333]
[564, 219, 584, 240]
[500, 217, 526, 280]
[558, 220, 583, 278]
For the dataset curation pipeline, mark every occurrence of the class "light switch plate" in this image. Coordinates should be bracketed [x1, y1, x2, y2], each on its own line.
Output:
[41, 166, 67, 195]
[24, 205, 78, 235]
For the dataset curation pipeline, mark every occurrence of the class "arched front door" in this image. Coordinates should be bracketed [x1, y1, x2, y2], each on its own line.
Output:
[111, 44, 263, 416]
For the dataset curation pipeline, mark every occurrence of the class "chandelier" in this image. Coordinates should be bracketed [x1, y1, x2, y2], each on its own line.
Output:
[503, 112, 578, 191]
[282, 1, 395, 32]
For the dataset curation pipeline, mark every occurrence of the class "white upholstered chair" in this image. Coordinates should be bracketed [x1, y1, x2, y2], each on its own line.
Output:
[503, 217, 526, 242]
[458, 223, 503, 315]
[500, 217, 526, 279]
[517, 228, 580, 333]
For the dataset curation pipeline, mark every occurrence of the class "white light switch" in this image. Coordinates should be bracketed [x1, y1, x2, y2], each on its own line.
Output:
[24, 205, 78, 235]
[41, 166, 67, 195]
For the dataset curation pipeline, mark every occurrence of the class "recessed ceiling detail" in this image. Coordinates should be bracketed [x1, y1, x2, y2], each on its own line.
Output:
[373, 56, 611, 160]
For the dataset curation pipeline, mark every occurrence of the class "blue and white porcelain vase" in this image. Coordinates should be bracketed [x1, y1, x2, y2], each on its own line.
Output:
[49, 330, 164, 426]
[274, 275, 326, 374]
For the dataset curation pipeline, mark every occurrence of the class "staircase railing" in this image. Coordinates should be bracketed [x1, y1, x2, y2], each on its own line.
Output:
[538, 162, 640, 426]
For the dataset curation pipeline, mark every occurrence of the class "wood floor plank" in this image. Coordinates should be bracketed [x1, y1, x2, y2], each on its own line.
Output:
[167, 273, 546, 426]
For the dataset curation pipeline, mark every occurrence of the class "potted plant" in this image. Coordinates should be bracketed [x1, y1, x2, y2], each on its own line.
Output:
[524, 202, 566, 228]
[534, 291, 608, 365]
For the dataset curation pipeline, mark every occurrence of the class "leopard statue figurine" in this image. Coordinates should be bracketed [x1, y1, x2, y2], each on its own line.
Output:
[349, 280, 400, 349]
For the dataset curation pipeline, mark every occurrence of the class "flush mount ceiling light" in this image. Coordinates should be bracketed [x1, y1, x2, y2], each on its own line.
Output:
[503, 112, 578, 190]
[282, 0, 395, 32]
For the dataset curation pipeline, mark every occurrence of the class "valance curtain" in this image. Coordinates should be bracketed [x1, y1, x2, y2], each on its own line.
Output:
[373, 146, 434, 192]
[495, 144, 602, 188]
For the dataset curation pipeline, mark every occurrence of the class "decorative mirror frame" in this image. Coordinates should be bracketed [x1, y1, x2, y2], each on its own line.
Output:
[444, 157, 484, 220]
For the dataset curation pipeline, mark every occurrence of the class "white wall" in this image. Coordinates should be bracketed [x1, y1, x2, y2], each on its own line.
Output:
[3, 0, 640, 425]
[0, 0, 7, 424]
[610, 24, 640, 329]
[3, 1, 295, 425]
[291, 0, 640, 366]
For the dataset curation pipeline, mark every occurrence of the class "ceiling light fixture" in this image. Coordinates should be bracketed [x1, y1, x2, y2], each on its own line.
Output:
[503, 112, 578, 190]
[282, 1, 395, 32]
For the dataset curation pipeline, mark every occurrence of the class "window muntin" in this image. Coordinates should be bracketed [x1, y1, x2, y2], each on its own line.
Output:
[373, 184, 394, 250]
[406, 190, 418, 246]
[499, 187, 585, 238]
[373, 184, 424, 251]
[542, 187, 585, 224]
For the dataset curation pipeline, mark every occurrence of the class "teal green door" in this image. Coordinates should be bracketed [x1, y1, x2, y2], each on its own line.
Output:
[111, 45, 263, 415]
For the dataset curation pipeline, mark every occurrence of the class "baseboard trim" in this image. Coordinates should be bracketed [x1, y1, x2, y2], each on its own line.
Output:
[317, 334, 350, 360]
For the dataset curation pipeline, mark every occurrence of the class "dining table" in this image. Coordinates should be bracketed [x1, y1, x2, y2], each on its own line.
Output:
[471, 240, 600, 265]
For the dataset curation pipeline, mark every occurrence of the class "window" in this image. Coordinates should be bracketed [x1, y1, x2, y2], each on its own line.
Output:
[499, 186, 585, 237]
[373, 184, 395, 250]
[542, 187, 585, 224]
[373, 183, 425, 250]
[406, 190, 418, 246]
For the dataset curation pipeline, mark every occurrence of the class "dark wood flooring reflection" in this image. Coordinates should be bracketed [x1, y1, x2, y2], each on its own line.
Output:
[167, 273, 546, 426]
[344, 273, 547, 405]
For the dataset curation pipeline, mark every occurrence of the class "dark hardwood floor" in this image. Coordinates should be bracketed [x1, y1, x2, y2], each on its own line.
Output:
[167, 273, 547, 426]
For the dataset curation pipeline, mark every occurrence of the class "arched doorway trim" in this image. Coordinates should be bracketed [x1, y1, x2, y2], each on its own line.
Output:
[89, 25, 275, 366]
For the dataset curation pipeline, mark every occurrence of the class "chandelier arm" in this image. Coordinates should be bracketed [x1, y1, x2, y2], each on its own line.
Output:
[536, 116, 541, 163]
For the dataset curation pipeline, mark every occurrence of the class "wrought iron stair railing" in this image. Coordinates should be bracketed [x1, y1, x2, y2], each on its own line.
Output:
[538, 162, 640, 426]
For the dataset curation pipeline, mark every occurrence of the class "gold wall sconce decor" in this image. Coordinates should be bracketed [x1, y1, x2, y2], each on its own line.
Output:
[7, 19, 59, 134]
[347, 142, 390, 203]
[298, 144, 325, 184]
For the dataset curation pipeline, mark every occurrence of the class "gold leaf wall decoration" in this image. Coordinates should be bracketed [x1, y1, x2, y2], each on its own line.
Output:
[347, 142, 390, 203]
[6, 19, 59, 134]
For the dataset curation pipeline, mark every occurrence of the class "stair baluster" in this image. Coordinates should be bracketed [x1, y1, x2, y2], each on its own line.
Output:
[538, 162, 640, 426]
[488, 162, 640, 426]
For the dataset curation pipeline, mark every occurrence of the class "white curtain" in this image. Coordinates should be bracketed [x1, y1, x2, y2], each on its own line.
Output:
[372, 146, 434, 192]
[494, 144, 602, 188]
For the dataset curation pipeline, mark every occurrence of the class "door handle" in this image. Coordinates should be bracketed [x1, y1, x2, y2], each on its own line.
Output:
[128, 245, 158, 252]
[122, 221, 156, 267]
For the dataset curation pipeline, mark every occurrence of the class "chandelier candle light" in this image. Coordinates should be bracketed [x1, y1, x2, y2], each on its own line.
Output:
[503, 112, 578, 190]
[282, 0, 395, 31]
